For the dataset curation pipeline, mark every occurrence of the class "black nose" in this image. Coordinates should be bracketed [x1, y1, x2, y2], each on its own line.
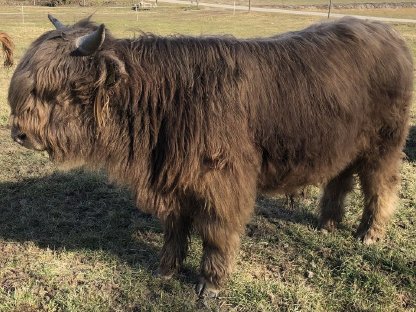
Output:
[11, 129, 27, 145]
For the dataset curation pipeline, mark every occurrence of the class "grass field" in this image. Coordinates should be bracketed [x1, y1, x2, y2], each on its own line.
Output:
[0, 5, 415, 312]
[326, 7, 416, 19]
[3, 0, 416, 7]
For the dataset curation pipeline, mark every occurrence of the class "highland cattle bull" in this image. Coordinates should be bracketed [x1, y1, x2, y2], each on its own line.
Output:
[8, 15, 413, 297]
[0, 32, 14, 67]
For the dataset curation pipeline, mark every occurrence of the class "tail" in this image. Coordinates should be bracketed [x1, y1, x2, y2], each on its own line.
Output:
[0, 32, 14, 67]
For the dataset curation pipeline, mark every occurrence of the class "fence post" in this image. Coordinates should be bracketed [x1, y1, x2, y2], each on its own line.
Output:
[328, 0, 332, 18]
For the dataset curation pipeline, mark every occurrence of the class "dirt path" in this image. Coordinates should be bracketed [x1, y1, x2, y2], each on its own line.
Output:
[158, 0, 416, 24]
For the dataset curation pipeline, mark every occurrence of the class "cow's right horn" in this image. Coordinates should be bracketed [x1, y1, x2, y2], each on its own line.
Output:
[75, 24, 105, 56]
[48, 14, 65, 30]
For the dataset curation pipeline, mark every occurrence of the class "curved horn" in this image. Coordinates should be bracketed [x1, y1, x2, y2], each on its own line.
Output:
[75, 24, 105, 56]
[48, 14, 65, 30]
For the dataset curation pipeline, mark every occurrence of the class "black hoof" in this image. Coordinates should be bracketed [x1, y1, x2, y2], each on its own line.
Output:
[195, 278, 220, 299]
[153, 268, 175, 280]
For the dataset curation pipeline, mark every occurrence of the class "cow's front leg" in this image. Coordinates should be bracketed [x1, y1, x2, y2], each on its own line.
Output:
[195, 215, 243, 298]
[193, 162, 258, 297]
[158, 212, 192, 278]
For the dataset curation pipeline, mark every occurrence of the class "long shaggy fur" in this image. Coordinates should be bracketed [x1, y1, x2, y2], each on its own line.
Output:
[8, 17, 413, 293]
[0, 32, 14, 67]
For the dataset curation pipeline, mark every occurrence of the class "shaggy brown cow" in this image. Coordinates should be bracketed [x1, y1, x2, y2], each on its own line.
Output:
[8, 15, 413, 297]
[0, 32, 14, 67]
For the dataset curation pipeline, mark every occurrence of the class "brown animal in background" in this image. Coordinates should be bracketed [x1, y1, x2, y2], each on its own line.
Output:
[8, 15, 413, 297]
[0, 32, 14, 67]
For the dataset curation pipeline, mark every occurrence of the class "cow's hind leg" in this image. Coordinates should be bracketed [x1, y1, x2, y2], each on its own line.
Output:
[319, 166, 355, 231]
[356, 150, 402, 245]
[158, 212, 192, 278]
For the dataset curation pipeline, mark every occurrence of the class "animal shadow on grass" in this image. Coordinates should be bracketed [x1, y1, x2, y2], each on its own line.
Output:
[0, 170, 161, 270]
[0, 170, 321, 270]
[405, 125, 416, 162]
[255, 194, 319, 228]
[0, 170, 319, 251]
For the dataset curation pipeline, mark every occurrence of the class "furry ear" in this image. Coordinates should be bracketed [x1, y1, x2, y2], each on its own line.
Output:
[93, 53, 127, 130]
[103, 52, 127, 88]
[105, 59, 121, 87]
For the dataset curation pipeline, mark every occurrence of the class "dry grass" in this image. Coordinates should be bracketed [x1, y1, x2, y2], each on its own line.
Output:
[0, 5, 415, 311]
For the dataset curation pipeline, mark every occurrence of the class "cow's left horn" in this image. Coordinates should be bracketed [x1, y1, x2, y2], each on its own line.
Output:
[48, 14, 65, 29]
[75, 24, 105, 56]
